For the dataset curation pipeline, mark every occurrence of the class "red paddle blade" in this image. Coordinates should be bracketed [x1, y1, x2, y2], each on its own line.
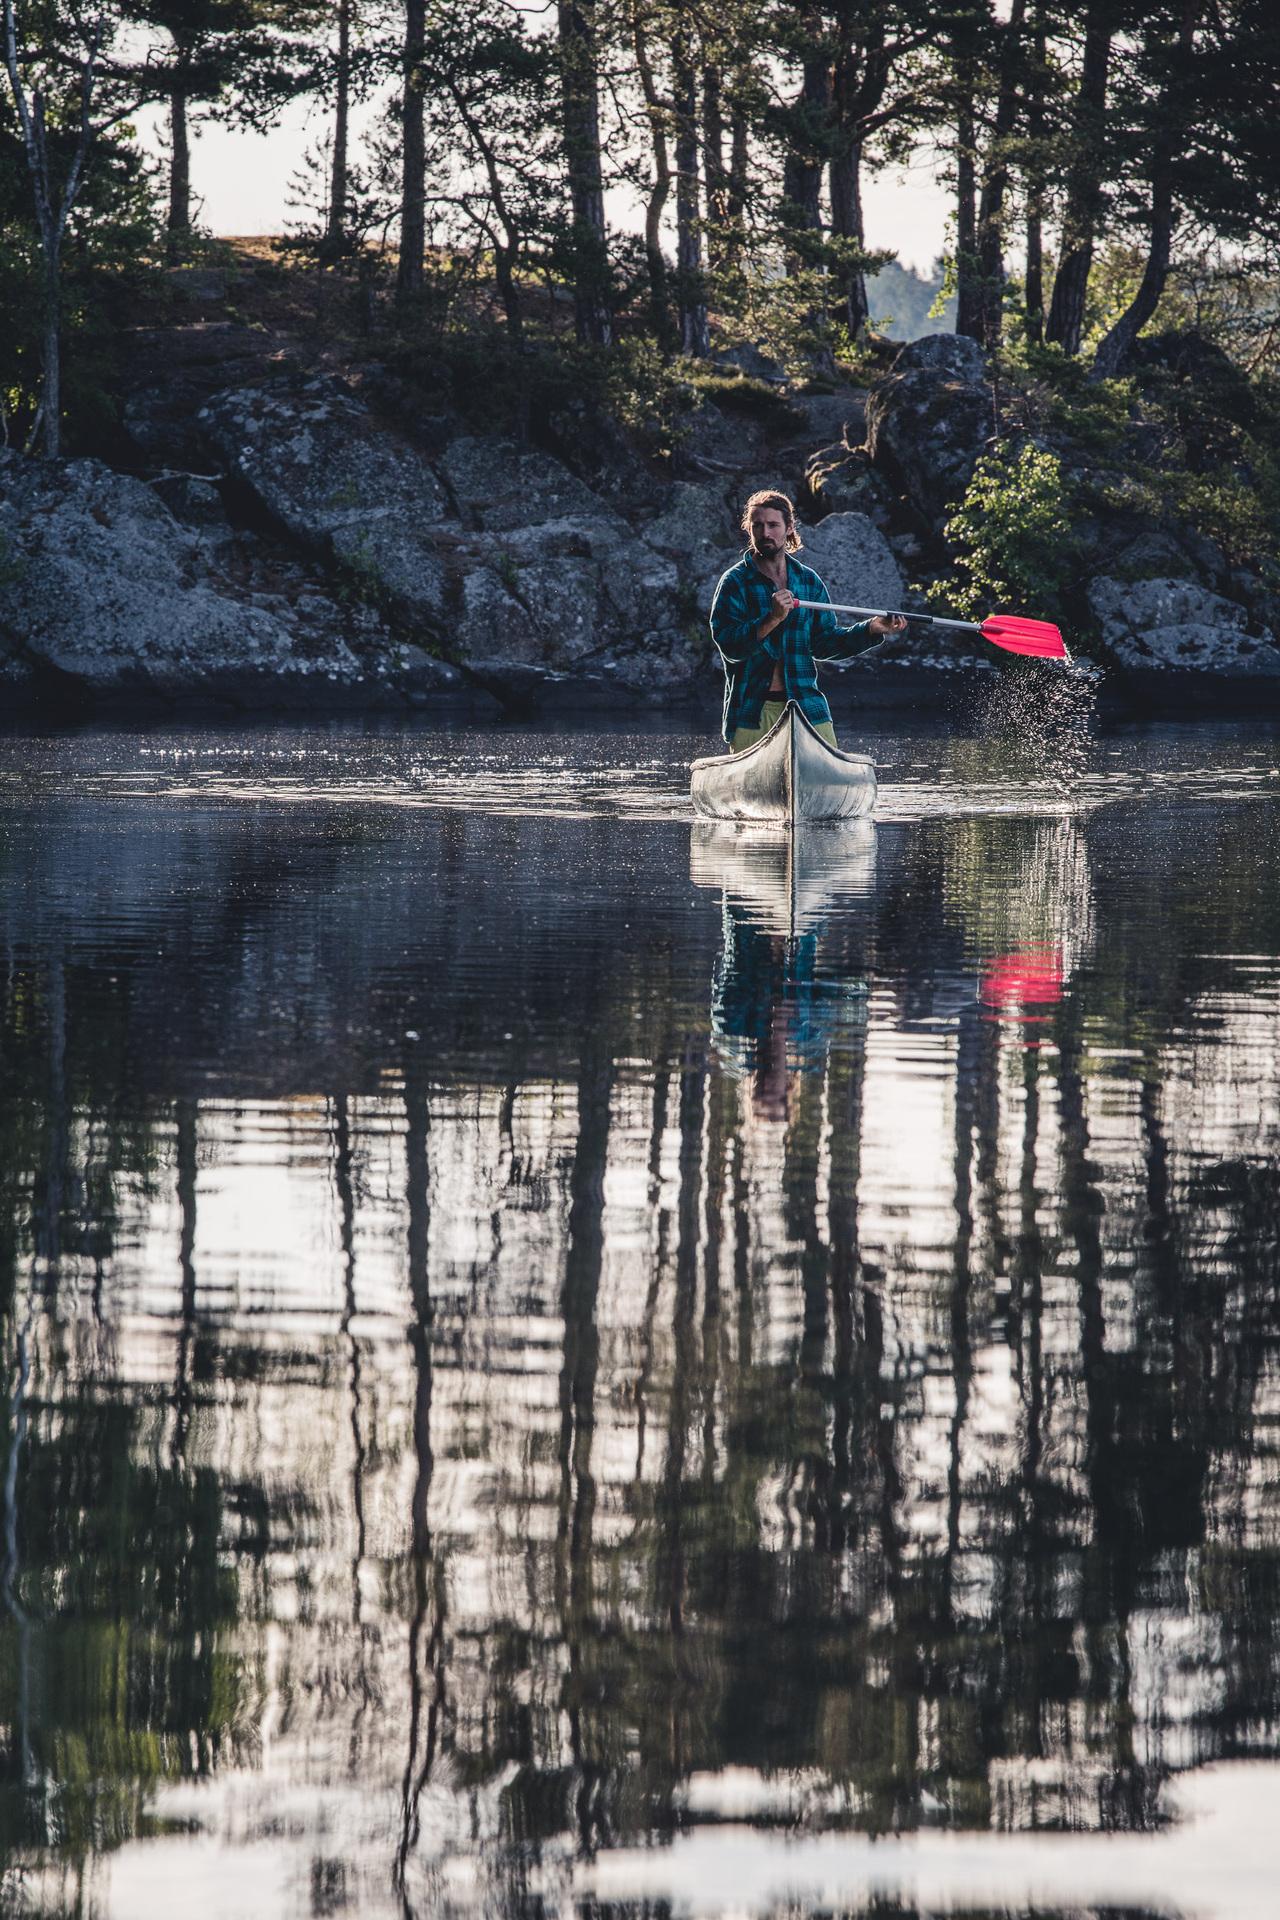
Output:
[979, 613, 1068, 659]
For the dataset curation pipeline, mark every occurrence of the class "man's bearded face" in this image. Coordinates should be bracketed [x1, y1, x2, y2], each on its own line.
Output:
[750, 510, 789, 556]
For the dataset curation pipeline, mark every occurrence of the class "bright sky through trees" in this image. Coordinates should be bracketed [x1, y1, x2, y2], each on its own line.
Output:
[131, 96, 951, 269]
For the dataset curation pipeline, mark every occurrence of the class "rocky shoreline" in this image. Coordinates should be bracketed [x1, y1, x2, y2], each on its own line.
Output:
[3, 281, 1278, 722]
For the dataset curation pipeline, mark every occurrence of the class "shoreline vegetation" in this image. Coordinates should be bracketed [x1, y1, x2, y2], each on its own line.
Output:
[3, 0, 1280, 716]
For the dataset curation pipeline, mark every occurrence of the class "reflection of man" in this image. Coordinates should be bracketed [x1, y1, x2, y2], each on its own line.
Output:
[709, 490, 906, 752]
[710, 904, 867, 1120]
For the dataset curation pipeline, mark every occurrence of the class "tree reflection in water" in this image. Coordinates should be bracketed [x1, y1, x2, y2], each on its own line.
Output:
[0, 744, 1278, 1916]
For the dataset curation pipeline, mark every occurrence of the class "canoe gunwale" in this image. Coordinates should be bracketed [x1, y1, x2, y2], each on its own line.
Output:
[688, 701, 875, 780]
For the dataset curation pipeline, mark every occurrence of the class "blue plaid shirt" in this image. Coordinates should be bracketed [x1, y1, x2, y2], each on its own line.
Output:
[709, 550, 886, 741]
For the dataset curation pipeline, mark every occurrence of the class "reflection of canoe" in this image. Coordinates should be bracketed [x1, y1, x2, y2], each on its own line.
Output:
[691, 819, 877, 938]
[690, 702, 877, 824]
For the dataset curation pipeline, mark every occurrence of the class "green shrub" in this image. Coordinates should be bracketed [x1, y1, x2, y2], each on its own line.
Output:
[997, 337, 1136, 452]
[1166, 472, 1280, 578]
[934, 443, 1080, 624]
[685, 367, 803, 429]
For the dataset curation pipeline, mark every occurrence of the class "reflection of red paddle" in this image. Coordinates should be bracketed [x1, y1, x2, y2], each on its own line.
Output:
[793, 601, 1070, 661]
[980, 948, 1064, 1015]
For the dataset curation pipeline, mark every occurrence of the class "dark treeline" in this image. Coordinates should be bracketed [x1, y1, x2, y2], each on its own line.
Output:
[3, 0, 1280, 456]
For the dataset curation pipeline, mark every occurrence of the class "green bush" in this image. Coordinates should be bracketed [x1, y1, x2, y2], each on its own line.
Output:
[997, 336, 1137, 452]
[934, 442, 1080, 624]
[685, 367, 803, 429]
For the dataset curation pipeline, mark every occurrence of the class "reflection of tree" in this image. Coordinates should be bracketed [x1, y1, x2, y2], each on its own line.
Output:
[172, 1100, 199, 1466]
[397, 1053, 445, 1901]
[556, 1041, 613, 1856]
[0, 954, 246, 1874]
[332, 1093, 373, 1766]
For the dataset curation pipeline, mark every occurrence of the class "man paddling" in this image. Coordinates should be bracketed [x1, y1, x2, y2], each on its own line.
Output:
[709, 490, 906, 751]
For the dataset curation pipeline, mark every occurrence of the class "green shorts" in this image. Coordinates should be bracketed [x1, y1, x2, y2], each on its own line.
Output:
[730, 701, 837, 753]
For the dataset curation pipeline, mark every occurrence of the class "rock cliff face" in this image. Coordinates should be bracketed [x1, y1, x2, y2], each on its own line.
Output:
[1089, 577, 1280, 681]
[1, 318, 1276, 717]
[0, 453, 363, 704]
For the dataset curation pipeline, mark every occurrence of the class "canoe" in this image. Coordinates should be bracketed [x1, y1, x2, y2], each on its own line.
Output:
[690, 701, 877, 824]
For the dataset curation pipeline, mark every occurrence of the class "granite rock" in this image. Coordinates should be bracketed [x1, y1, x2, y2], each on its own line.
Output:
[0, 451, 366, 702]
[805, 444, 894, 521]
[441, 435, 616, 533]
[1089, 576, 1280, 677]
[200, 375, 452, 623]
[797, 512, 905, 612]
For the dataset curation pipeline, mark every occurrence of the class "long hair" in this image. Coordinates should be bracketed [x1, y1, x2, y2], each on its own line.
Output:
[741, 489, 803, 553]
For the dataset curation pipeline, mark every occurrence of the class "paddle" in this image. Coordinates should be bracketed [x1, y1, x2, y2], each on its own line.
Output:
[792, 600, 1070, 661]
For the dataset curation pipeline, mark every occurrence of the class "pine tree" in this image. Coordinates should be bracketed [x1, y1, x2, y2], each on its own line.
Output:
[123, 0, 316, 261]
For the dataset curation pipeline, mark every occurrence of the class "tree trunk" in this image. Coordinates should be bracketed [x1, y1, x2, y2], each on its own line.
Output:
[326, 0, 351, 254]
[830, 137, 868, 337]
[671, 24, 708, 357]
[1045, 1, 1115, 354]
[725, 82, 750, 272]
[4, 0, 104, 456]
[1025, 203, 1044, 343]
[954, 81, 982, 340]
[828, 28, 890, 343]
[167, 78, 191, 263]
[1092, 0, 1200, 377]
[40, 255, 60, 457]
[975, 0, 1028, 349]
[557, 0, 611, 345]
[782, 44, 831, 240]
[494, 240, 524, 347]
[1024, 0, 1047, 343]
[703, 60, 727, 272]
[1091, 174, 1172, 378]
[397, 0, 426, 302]
[632, 5, 675, 348]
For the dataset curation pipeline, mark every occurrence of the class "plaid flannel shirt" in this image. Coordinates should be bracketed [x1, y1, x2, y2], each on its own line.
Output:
[709, 550, 886, 741]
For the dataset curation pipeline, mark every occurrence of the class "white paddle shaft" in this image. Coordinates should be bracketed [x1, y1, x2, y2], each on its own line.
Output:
[792, 599, 980, 634]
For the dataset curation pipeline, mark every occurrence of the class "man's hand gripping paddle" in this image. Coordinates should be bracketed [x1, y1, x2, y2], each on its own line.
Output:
[793, 601, 1071, 662]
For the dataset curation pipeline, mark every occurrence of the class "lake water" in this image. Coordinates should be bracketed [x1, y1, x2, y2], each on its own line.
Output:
[2, 704, 1279, 1919]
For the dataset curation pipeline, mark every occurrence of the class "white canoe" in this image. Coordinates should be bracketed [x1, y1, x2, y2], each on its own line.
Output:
[690, 701, 877, 824]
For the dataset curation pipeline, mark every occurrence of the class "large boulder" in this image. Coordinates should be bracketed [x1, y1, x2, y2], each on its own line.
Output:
[118, 325, 284, 471]
[642, 480, 739, 575]
[0, 452, 372, 703]
[865, 334, 993, 526]
[797, 512, 904, 611]
[895, 334, 986, 380]
[451, 514, 684, 695]
[783, 390, 867, 450]
[710, 340, 787, 384]
[199, 375, 453, 621]
[1088, 576, 1280, 678]
[440, 434, 617, 533]
[675, 395, 778, 478]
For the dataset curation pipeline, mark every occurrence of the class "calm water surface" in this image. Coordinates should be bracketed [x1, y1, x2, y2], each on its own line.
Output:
[2, 707, 1279, 1919]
